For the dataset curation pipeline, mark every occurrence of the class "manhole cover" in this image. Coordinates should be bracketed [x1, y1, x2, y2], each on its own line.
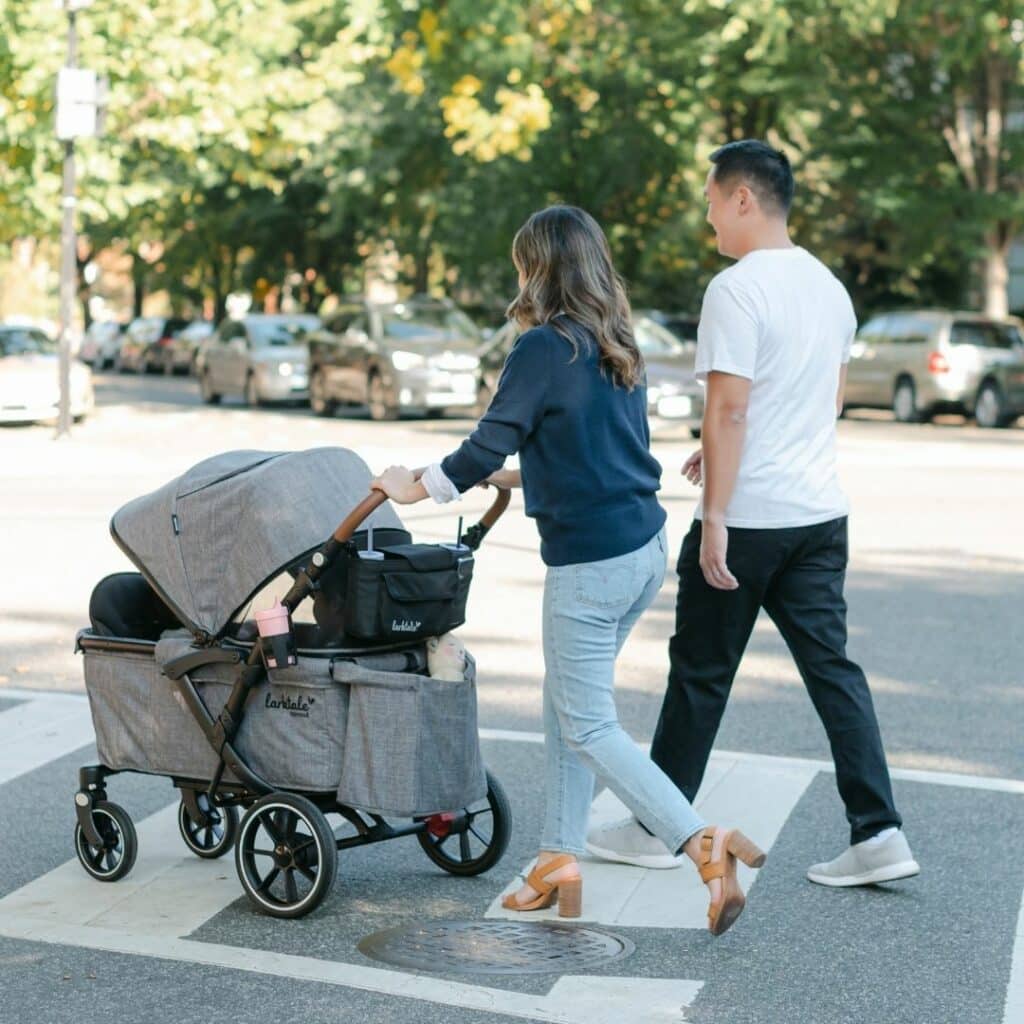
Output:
[357, 920, 635, 976]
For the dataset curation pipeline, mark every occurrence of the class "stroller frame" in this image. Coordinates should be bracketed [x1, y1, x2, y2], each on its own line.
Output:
[74, 483, 512, 918]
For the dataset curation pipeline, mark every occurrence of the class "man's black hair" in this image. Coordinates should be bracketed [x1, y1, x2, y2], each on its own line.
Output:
[709, 139, 795, 215]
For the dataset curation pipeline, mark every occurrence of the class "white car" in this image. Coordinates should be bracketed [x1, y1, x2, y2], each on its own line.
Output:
[79, 321, 126, 370]
[197, 314, 320, 405]
[0, 326, 95, 424]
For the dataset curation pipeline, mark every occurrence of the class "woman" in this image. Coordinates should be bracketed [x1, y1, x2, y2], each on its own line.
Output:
[371, 205, 764, 936]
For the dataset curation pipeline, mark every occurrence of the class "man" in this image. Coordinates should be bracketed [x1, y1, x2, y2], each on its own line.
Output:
[587, 140, 919, 887]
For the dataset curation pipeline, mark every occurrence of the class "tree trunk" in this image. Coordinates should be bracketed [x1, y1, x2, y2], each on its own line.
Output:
[132, 255, 145, 318]
[982, 225, 1011, 319]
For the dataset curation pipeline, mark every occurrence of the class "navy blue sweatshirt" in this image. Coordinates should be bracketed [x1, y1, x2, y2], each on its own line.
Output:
[441, 318, 666, 566]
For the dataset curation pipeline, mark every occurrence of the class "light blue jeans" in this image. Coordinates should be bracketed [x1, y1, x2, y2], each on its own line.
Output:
[539, 526, 706, 856]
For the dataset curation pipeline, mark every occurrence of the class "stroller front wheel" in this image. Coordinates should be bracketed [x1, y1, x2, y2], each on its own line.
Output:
[235, 793, 337, 919]
[178, 793, 239, 859]
[74, 801, 138, 882]
[417, 769, 511, 877]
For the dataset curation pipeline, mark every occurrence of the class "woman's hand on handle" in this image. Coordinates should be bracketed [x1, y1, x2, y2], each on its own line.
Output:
[370, 465, 428, 505]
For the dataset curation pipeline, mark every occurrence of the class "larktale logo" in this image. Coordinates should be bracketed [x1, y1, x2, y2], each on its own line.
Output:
[392, 619, 422, 633]
[265, 691, 316, 718]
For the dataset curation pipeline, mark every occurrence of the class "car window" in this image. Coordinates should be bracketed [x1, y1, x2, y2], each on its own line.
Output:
[950, 322, 1018, 350]
[378, 305, 481, 344]
[0, 328, 56, 357]
[663, 316, 700, 343]
[886, 313, 936, 343]
[247, 318, 317, 347]
[633, 317, 685, 357]
[857, 315, 890, 339]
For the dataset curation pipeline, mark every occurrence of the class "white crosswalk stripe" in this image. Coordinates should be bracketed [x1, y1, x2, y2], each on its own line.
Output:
[1, 690, 1023, 1024]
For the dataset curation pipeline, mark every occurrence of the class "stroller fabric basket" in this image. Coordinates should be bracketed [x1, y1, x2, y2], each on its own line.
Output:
[83, 630, 487, 816]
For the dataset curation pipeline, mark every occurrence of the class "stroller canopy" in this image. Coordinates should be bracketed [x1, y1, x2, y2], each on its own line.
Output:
[110, 447, 402, 639]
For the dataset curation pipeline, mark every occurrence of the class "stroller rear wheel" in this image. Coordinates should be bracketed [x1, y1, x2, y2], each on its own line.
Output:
[417, 769, 511, 877]
[74, 801, 138, 882]
[235, 793, 337, 919]
[178, 793, 239, 859]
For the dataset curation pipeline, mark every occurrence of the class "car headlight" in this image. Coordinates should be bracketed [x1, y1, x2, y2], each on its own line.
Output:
[276, 362, 306, 376]
[392, 350, 425, 371]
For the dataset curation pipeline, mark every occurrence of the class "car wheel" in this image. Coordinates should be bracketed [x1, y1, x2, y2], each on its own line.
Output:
[892, 378, 922, 424]
[244, 373, 262, 408]
[309, 370, 337, 417]
[200, 371, 221, 405]
[367, 372, 398, 421]
[975, 381, 1009, 429]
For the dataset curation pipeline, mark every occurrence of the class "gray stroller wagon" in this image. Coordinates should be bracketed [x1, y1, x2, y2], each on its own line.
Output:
[74, 447, 511, 918]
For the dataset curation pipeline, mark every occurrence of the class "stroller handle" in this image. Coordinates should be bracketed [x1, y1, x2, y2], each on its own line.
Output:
[331, 477, 511, 547]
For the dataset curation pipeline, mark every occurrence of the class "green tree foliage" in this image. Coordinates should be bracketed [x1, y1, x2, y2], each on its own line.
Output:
[2, 0, 1022, 321]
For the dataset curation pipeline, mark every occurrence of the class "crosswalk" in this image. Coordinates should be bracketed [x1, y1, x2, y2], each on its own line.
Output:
[1, 688, 1022, 1024]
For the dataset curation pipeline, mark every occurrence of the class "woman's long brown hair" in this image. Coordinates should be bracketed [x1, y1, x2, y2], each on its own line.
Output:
[506, 205, 643, 389]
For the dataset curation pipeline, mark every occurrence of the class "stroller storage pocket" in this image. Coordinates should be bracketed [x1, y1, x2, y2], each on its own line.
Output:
[333, 652, 486, 817]
[344, 543, 473, 643]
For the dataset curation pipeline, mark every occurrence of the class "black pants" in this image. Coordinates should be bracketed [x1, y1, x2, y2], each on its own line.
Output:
[650, 516, 901, 844]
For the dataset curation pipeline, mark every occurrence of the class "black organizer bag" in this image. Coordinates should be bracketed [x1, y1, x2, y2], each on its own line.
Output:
[312, 528, 474, 643]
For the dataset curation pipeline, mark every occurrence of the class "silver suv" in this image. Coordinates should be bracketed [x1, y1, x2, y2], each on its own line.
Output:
[844, 310, 1024, 427]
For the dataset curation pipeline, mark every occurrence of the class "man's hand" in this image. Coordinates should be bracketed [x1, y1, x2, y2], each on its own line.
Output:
[699, 518, 739, 590]
[370, 465, 425, 504]
[682, 449, 703, 486]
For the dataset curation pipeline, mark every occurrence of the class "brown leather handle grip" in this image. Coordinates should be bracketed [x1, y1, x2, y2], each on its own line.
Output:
[478, 484, 512, 528]
[332, 491, 388, 544]
[330, 475, 512, 547]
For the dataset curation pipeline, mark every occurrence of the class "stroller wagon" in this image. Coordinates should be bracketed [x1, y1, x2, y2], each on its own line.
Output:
[73, 447, 512, 918]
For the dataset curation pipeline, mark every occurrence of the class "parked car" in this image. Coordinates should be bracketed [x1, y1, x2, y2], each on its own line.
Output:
[196, 314, 320, 406]
[79, 320, 127, 370]
[118, 316, 191, 374]
[477, 314, 704, 433]
[163, 319, 213, 375]
[639, 308, 701, 345]
[843, 310, 1024, 427]
[0, 325, 94, 425]
[306, 297, 482, 420]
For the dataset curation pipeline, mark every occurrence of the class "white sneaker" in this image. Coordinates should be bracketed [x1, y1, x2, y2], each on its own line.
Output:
[807, 830, 920, 887]
[585, 816, 684, 869]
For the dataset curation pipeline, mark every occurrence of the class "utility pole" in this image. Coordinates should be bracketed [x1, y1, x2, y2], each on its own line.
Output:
[55, 0, 99, 439]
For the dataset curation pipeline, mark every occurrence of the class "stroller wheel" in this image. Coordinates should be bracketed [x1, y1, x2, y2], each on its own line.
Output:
[417, 769, 511, 877]
[178, 794, 239, 860]
[74, 801, 138, 882]
[235, 793, 337, 919]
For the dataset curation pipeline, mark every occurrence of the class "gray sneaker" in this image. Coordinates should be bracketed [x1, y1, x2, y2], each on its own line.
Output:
[807, 830, 920, 887]
[586, 816, 684, 869]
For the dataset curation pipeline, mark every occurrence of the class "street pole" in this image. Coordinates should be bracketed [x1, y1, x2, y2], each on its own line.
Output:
[56, 3, 78, 440]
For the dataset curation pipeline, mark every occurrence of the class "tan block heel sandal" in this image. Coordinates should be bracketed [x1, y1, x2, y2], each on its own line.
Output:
[501, 854, 583, 919]
[698, 826, 767, 937]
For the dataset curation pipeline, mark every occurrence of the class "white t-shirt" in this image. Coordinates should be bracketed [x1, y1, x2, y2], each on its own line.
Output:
[694, 246, 856, 529]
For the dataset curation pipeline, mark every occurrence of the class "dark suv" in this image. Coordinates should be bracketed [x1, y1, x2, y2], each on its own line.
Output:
[306, 297, 482, 420]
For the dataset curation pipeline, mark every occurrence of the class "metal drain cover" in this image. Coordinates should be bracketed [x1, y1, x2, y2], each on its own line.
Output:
[358, 920, 635, 976]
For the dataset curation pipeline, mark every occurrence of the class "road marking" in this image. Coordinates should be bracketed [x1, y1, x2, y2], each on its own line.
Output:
[4, 689, 1024, 1022]
[0, 796, 701, 1023]
[0, 690, 94, 786]
[1005, 881, 1024, 1024]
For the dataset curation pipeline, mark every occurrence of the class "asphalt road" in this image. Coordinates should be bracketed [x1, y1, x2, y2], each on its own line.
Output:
[0, 370, 1022, 1024]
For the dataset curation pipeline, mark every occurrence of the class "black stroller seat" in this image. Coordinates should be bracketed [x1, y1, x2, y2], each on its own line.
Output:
[89, 572, 181, 641]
